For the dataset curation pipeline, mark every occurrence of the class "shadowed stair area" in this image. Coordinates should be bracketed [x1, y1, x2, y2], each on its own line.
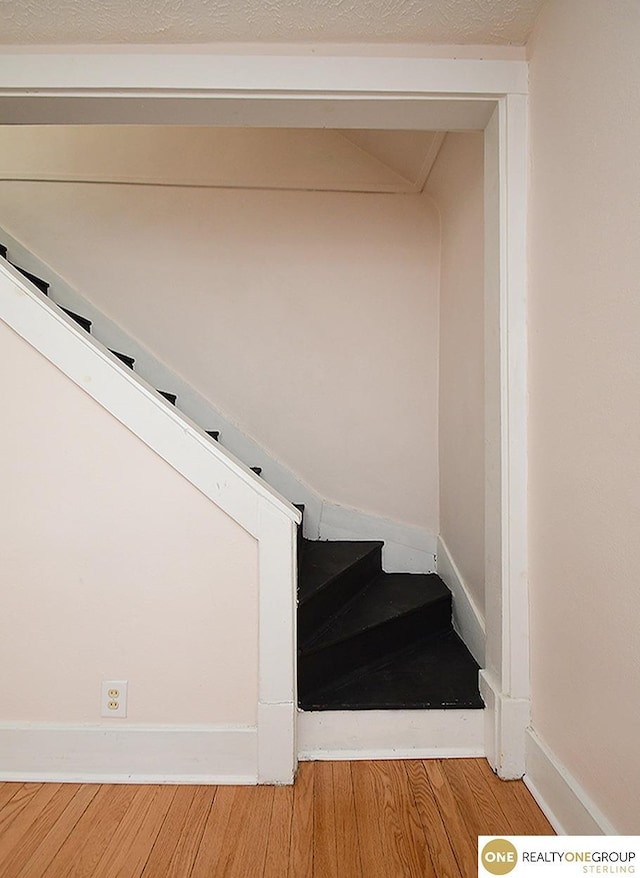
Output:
[297, 536, 483, 711]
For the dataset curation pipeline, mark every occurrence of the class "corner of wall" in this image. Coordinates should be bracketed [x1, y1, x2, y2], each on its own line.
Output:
[436, 535, 485, 666]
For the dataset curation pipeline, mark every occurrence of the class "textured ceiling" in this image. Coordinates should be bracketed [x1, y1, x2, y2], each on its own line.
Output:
[0, 0, 546, 46]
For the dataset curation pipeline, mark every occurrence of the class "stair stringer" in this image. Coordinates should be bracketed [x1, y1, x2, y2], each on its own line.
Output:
[0, 257, 300, 785]
[0, 225, 437, 574]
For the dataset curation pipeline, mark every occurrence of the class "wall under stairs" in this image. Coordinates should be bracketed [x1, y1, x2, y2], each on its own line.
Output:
[0, 254, 299, 783]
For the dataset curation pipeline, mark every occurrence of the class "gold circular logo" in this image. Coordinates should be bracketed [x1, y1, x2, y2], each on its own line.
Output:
[481, 839, 518, 875]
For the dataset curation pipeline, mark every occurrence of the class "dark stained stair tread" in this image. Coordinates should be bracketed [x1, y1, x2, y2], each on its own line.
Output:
[206, 430, 220, 441]
[300, 572, 451, 654]
[298, 572, 453, 696]
[298, 539, 383, 607]
[297, 539, 384, 644]
[109, 349, 135, 369]
[11, 264, 50, 295]
[297, 533, 483, 711]
[299, 630, 483, 711]
[61, 307, 92, 332]
[158, 390, 177, 405]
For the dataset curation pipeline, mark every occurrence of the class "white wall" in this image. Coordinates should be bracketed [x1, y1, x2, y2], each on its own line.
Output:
[0, 178, 440, 533]
[0, 318, 258, 726]
[0, 125, 427, 193]
[527, 0, 640, 833]
[427, 133, 485, 616]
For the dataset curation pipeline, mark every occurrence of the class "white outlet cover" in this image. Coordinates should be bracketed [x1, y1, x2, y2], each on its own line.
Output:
[101, 679, 128, 718]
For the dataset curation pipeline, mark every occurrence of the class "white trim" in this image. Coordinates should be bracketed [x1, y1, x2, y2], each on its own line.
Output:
[0, 53, 528, 95]
[436, 536, 485, 666]
[479, 670, 529, 780]
[481, 94, 530, 778]
[501, 93, 530, 701]
[297, 709, 484, 761]
[524, 728, 618, 835]
[257, 507, 297, 783]
[319, 503, 436, 573]
[257, 509, 297, 706]
[0, 723, 257, 784]
[258, 703, 296, 785]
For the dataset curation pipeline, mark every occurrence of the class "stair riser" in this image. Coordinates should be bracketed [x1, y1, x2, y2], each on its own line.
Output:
[298, 595, 452, 698]
[297, 545, 383, 644]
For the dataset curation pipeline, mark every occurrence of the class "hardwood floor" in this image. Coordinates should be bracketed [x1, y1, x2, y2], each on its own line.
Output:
[0, 759, 553, 877]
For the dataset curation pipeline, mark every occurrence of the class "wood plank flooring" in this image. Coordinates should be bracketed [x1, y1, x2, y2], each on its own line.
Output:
[0, 759, 554, 877]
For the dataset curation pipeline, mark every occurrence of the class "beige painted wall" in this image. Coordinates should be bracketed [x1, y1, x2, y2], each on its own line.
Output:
[427, 133, 485, 614]
[528, 0, 640, 832]
[0, 126, 421, 193]
[0, 319, 258, 726]
[0, 180, 440, 532]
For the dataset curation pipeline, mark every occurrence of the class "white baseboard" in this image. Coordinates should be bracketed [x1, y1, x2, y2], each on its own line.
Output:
[479, 671, 529, 779]
[319, 503, 437, 573]
[297, 709, 484, 760]
[436, 535, 485, 665]
[524, 728, 618, 835]
[0, 723, 258, 784]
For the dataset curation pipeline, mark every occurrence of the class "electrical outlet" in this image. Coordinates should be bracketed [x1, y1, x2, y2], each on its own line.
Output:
[101, 680, 128, 718]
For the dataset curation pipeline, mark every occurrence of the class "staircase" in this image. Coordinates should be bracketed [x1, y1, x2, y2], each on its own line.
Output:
[1, 242, 483, 716]
[298, 532, 482, 710]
